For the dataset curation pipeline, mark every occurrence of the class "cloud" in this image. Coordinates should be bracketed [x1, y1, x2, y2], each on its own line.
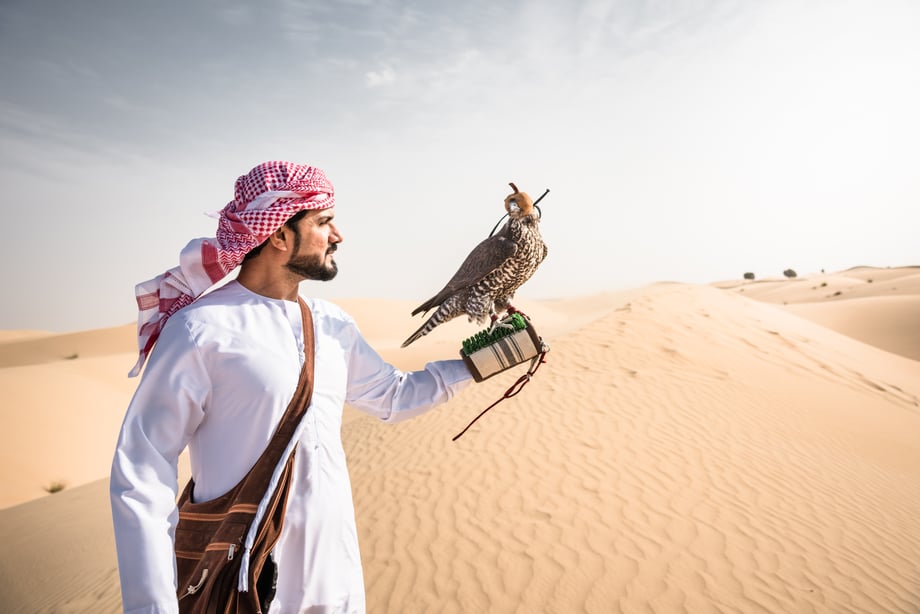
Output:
[216, 4, 254, 26]
[365, 66, 396, 88]
[0, 101, 131, 169]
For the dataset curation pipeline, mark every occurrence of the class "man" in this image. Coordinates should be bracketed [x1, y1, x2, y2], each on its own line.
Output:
[110, 161, 474, 613]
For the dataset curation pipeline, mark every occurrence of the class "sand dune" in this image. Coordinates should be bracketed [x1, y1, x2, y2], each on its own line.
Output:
[0, 324, 138, 506]
[1, 267, 919, 613]
[349, 282, 920, 613]
[0, 323, 136, 368]
[0, 351, 140, 508]
[0, 479, 122, 613]
[785, 295, 920, 362]
[716, 266, 920, 362]
[0, 330, 55, 343]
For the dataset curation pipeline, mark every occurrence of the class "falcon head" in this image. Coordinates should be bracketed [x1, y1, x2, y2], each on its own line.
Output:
[504, 182, 537, 220]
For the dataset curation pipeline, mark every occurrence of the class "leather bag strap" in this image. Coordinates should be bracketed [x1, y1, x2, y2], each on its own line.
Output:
[269, 298, 316, 445]
[224, 298, 315, 506]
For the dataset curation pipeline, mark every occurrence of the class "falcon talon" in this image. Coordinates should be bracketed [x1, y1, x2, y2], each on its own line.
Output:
[507, 307, 531, 321]
[488, 320, 516, 335]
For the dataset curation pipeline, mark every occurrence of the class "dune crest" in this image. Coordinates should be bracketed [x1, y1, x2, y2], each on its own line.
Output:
[0, 324, 135, 369]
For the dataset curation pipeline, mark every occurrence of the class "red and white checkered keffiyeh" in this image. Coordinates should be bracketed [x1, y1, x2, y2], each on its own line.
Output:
[129, 161, 335, 377]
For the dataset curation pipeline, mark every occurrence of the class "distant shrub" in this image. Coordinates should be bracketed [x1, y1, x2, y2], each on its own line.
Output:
[783, 269, 797, 279]
[743, 272, 755, 280]
[820, 282, 827, 287]
[44, 480, 67, 494]
[65, 353, 79, 360]
[833, 291, 842, 297]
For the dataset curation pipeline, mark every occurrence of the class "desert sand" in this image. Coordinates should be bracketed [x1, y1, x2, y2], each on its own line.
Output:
[1, 266, 919, 613]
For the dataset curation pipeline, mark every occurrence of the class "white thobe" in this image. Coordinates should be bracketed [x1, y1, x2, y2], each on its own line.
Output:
[110, 281, 472, 614]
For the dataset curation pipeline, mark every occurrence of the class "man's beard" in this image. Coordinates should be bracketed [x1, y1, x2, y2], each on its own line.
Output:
[286, 247, 338, 281]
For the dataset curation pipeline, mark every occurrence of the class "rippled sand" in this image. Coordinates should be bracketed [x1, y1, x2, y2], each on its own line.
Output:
[1, 266, 918, 613]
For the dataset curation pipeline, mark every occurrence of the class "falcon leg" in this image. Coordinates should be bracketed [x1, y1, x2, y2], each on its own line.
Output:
[506, 305, 531, 321]
[487, 309, 516, 334]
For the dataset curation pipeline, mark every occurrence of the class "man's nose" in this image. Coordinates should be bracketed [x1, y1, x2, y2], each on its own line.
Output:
[330, 223, 343, 243]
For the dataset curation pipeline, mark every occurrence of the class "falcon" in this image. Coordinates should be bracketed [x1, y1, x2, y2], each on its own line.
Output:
[402, 182, 548, 347]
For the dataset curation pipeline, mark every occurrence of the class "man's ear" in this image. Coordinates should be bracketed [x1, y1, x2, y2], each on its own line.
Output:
[267, 226, 290, 252]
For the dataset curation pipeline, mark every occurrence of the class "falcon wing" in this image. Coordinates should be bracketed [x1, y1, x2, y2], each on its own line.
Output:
[411, 233, 518, 315]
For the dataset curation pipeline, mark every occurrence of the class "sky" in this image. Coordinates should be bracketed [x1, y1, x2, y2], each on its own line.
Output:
[1, 0, 918, 332]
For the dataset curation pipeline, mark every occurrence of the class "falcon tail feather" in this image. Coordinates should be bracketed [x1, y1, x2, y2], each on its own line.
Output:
[410, 299, 437, 317]
[401, 311, 447, 348]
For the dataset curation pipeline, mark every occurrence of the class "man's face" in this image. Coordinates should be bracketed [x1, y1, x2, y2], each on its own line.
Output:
[286, 207, 343, 281]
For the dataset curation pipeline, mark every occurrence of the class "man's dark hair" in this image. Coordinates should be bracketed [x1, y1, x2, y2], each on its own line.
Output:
[242, 209, 310, 262]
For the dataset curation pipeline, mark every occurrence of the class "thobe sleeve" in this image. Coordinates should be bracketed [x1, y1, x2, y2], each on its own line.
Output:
[110, 319, 209, 614]
[344, 322, 473, 423]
